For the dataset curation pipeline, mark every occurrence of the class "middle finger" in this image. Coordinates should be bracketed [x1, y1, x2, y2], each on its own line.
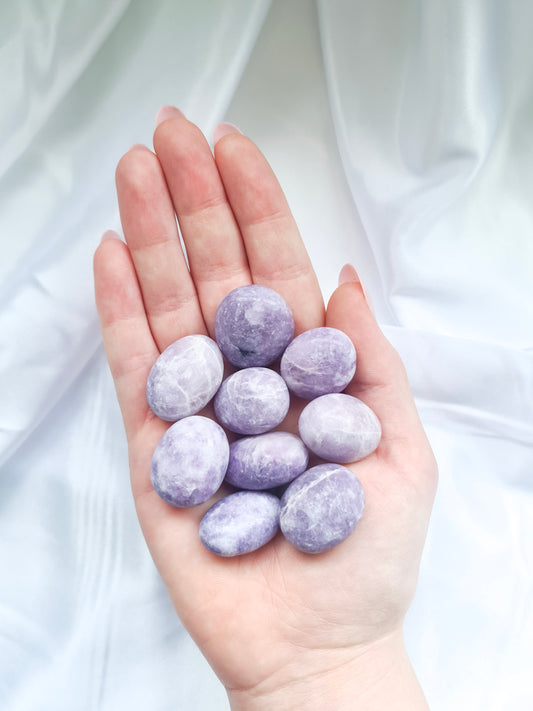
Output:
[153, 113, 252, 333]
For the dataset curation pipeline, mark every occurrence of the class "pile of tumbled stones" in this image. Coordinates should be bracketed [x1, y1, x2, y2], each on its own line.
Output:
[146, 285, 381, 556]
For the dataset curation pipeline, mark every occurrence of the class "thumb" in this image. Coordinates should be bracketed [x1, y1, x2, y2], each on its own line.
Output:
[326, 265, 426, 458]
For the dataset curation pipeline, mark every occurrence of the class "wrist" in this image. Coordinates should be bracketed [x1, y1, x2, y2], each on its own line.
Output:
[226, 629, 429, 711]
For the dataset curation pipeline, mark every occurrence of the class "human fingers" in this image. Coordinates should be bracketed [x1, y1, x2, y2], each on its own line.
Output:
[327, 266, 436, 478]
[153, 110, 251, 333]
[214, 129, 325, 334]
[93, 233, 160, 441]
[115, 144, 207, 351]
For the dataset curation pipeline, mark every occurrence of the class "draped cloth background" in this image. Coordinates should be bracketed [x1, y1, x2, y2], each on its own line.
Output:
[1, 1, 532, 709]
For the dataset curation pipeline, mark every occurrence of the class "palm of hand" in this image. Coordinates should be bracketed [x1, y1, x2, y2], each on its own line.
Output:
[94, 113, 437, 697]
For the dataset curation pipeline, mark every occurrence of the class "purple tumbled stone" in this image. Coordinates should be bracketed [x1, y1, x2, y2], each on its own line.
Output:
[298, 393, 381, 463]
[226, 432, 309, 490]
[214, 367, 290, 435]
[280, 463, 365, 553]
[214, 285, 294, 368]
[280, 326, 356, 399]
[199, 491, 280, 556]
[151, 416, 229, 507]
[146, 335, 223, 422]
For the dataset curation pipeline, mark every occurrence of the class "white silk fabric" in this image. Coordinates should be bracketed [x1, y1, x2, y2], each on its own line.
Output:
[1, 1, 532, 710]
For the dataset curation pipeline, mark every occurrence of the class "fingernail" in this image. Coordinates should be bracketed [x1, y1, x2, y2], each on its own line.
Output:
[155, 105, 185, 126]
[101, 230, 122, 243]
[129, 143, 151, 152]
[213, 122, 243, 145]
[338, 263, 375, 314]
[338, 263, 360, 286]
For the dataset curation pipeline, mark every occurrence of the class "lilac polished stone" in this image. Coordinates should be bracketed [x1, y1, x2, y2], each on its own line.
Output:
[280, 327, 356, 399]
[214, 367, 290, 435]
[280, 463, 365, 553]
[151, 416, 229, 507]
[146, 335, 223, 422]
[199, 491, 280, 556]
[226, 432, 309, 490]
[214, 285, 294, 368]
[298, 393, 381, 463]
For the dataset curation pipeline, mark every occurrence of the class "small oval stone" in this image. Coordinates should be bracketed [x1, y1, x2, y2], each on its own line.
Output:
[146, 335, 224, 421]
[298, 393, 381, 463]
[214, 285, 294, 368]
[214, 367, 290, 435]
[280, 326, 356, 399]
[199, 491, 280, 556]
[225, 432, 309, 490]
[151, 416, 229, 507]
[280, 463, 365, 553]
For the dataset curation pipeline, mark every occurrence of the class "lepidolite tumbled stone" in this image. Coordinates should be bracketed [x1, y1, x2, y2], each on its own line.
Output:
[214, 285, 294, 368]
[298, 393, 381, 463]
[146, 335, 223, 421]
[151, 416, 229, 507]
[225, 431, 309, 490]
[280, 327, 356, 399]
[280, 463, 365, 553]
[199, 491, 280, 556]
[214, 367, 290, 435]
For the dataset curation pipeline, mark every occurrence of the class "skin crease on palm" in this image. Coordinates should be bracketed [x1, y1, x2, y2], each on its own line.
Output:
[93, 107, 438, 708]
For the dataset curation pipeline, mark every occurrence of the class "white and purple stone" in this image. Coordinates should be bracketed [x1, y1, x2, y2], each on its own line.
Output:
[199, 491, 280, 556]
[280, 463, 365, 553]
[151, 416, 229, 507]
[146, 335, 224, 422]
[280, 326, 356, 399]
[298, 393, 381, 463]
[225, 432, 309, 490]
[214, 367, 290, 435]
[214, 285, 294, 368]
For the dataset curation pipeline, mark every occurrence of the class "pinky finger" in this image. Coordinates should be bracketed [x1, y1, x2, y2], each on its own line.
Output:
[94, 232, 160, 440]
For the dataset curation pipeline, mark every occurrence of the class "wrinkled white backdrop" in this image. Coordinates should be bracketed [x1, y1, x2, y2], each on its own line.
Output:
[1, 1, 532, 709]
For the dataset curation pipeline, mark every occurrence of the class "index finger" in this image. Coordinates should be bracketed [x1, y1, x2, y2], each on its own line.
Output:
[214, 132, 325, 334]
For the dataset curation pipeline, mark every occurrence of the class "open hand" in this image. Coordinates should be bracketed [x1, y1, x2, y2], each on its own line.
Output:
[94, 109, 437, 710]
